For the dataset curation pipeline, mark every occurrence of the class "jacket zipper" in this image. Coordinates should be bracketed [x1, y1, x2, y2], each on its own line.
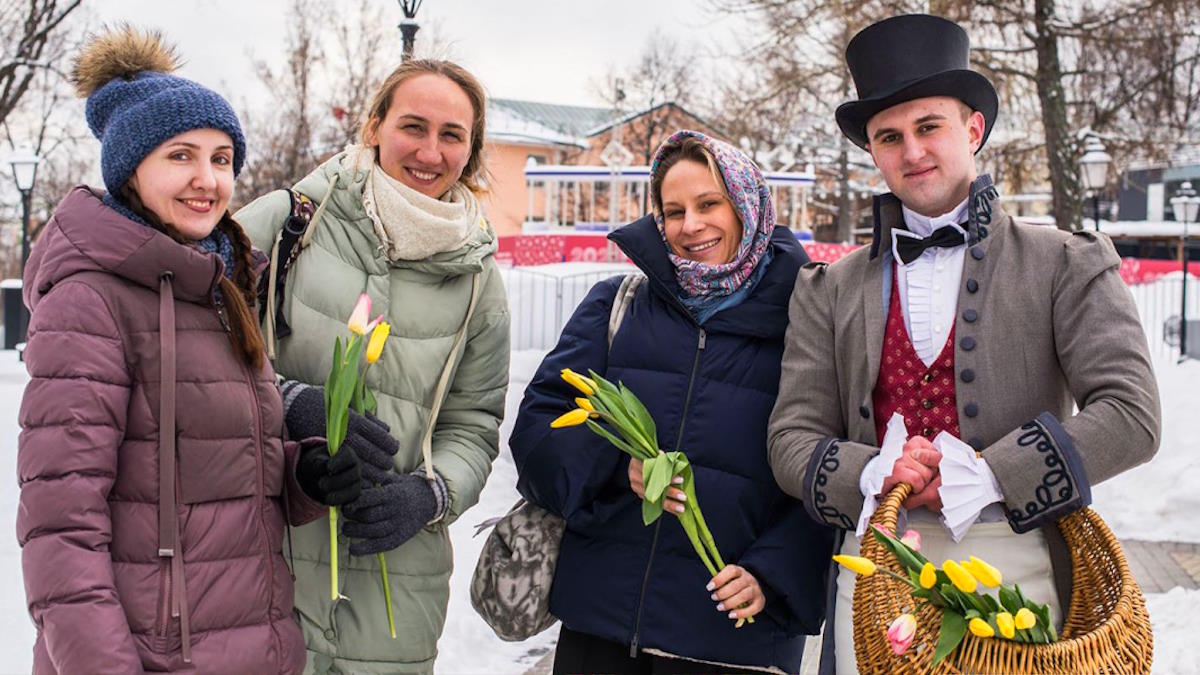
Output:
[213, 294, 231, 333]
[629, 327, 706, 658]
[242, 358, 283, 664]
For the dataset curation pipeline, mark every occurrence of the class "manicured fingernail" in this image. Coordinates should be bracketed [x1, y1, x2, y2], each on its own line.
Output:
[706, 582, 715, 591]
[674, 504, 685, 514]
[728, 611, 738, 619]
[672, 476, 683, 485]
[716, 603, 725, 611]
[675, 492, 687, 502]
[710, 592, 718, 601]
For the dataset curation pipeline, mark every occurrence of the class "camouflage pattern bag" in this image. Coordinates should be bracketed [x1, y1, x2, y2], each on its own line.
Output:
[469, 499, 566, 641]
[469, 273, 644, 641]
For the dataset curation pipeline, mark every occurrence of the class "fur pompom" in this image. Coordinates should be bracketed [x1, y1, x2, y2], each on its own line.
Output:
[71, 24, 181, 97]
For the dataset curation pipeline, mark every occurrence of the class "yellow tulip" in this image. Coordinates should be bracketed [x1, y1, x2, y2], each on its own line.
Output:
[919, 562, 937, 589]
[575, 397, 596, 412]
[347, 293, 371, 335]
[967, 556, 1003, 587]
[832, 554, 876, 577]
[1014, 608, 1038, 630]
[366, 321, 391, 364]
[942, 559, 978, 593]
[561, 368, 595, 396]
[550, 408, 591, 428]
[996, 611, 1016, 639]
[969, 617, 995, 638]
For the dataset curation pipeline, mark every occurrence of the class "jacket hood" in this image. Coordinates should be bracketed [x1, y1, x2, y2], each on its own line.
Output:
[293, 149, 497, 276]
[24, 186, 224, 311]
[609, 214, 805, 339]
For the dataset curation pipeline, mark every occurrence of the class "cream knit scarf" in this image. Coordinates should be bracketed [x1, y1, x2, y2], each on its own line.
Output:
[346, 145, 482, 261]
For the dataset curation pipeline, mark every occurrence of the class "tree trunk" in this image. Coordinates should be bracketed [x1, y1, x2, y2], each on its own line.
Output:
[1032, 0, 1082, 231]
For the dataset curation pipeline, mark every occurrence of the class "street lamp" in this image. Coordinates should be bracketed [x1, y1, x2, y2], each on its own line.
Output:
[1079, 136, 1111, 232]
[397, 0, 422, 60]
[1170, 180, 1200, 361]
[8, 146, 39, 350]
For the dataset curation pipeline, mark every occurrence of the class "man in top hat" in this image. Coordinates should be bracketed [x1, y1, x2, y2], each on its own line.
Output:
[767, 13, 1160, 673]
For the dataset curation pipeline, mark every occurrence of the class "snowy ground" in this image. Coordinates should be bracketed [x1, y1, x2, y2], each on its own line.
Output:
[0, 347, 1196, 673]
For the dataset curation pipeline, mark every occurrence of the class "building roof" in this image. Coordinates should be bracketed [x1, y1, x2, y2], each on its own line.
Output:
[491, 98, 618, 138]
[486, 102, 589, 149]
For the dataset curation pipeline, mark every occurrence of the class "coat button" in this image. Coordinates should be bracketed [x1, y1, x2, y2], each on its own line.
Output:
[969, 437, 984, 451]
[963, 309, 979, 323]
[922, 399, 934, 410]
[324, 629, 336, 640]
[961, 369, 976, 383]
[859, 405, 870, 419]
[966, 279, 979, 293]
[922, 372, 934, 383]
[961, 336, 976, 351]
[971, 247, 985, 260]
[922, 427, 934, 437]
[965, 402, 979, 417]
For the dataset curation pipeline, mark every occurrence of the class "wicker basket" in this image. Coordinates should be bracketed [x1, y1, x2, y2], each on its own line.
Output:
[852, 484, 1154, 674]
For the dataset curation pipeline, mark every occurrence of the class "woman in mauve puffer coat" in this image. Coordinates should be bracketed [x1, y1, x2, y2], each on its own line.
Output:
[16, 27, 358, 673]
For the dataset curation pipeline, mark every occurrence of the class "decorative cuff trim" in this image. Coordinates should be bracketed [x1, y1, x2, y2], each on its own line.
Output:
[415, 468, 451, 525]
[1004, 412, 1092, 534]
[280, 379, 311, 416]
[803, 437, 857, 530]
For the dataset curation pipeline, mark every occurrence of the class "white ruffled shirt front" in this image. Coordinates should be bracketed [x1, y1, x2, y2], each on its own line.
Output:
[856, 199, 1004, 541]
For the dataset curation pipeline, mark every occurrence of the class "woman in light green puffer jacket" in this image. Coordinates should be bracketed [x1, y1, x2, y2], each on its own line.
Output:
[236, 60, 509, 675]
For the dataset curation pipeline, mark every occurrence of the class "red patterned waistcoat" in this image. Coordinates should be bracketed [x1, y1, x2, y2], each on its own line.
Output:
[873, 268, 961, 444]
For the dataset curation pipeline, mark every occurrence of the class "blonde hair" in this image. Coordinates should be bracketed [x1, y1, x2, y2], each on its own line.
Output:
[360, 59, 489, 194]
[650, 137, 730, 217]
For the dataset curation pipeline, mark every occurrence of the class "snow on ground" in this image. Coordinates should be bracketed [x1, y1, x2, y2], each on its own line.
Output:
[0, 343, 1196, 673]
[1092, 356, 1200, 544]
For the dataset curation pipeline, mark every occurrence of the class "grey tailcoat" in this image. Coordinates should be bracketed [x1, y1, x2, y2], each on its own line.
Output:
[768, 177, 1161, 535]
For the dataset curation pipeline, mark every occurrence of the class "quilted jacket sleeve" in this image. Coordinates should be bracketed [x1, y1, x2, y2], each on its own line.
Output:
[17, 281, 144, 674]
[429, 260, 512, 523]
[509, 277, 624, 519]
[737, 498, 836, 635]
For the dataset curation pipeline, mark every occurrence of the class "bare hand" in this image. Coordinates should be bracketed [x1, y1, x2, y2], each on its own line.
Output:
[903, 474, 944, 512]
[628, 457, 686, 515]
[708, 564, 765, 622]
[881, 436, 942, 496]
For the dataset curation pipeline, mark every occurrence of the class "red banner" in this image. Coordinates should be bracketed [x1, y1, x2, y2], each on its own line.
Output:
[496, 234, 1192, 286]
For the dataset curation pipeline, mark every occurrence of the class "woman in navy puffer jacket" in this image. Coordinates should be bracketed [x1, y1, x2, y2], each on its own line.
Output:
[510, 130, 835, 674]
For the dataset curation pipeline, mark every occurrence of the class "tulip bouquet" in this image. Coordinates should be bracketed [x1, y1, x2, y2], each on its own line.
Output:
[551, 368, 753, 627]
[834, 525, 1057, 667]
[323, 293, 396, 638]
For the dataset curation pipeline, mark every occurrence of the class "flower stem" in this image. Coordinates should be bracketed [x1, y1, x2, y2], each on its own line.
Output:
[379, 552, 396, 639]
[329, 507, 339, 600]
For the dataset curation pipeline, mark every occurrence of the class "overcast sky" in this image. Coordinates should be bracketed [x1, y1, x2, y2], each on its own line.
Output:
[90, 0, 738, 109]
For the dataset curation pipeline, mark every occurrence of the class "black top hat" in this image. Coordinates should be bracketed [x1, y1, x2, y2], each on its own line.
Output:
[835, 14, 998, 152]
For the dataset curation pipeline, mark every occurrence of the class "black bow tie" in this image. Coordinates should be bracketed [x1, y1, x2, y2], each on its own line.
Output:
[895, 225, 966, 265]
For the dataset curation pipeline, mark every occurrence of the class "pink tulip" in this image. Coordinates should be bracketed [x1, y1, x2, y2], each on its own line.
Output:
[348, 293, 371, 335]
[887, 613, 917, 656]
[900, 529, 922, 552]
[872, 524, 895, 538]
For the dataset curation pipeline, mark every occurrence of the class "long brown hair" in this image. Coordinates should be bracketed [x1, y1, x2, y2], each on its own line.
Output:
[360, 58, 490, 194]
[121, 185, 266, 370]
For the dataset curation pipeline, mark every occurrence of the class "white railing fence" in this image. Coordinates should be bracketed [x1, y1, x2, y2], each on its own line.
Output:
[504, 264, 1200, 364]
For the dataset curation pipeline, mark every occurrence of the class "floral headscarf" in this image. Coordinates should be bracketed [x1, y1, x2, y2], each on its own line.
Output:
[650, 130, 775, 299]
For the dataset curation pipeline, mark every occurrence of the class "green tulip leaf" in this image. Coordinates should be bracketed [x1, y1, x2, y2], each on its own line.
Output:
[931, 611, 967, 669]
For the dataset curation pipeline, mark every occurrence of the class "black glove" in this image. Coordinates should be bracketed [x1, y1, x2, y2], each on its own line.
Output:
[342, 473, 437, 555]
[283, 381, 399, 479]
[345, 412, 400, 480]
[295, 442, 362, 506]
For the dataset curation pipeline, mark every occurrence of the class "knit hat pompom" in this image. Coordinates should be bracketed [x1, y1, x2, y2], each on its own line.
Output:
[71, 24, 180, 98]
[72, 24, 246, 197]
